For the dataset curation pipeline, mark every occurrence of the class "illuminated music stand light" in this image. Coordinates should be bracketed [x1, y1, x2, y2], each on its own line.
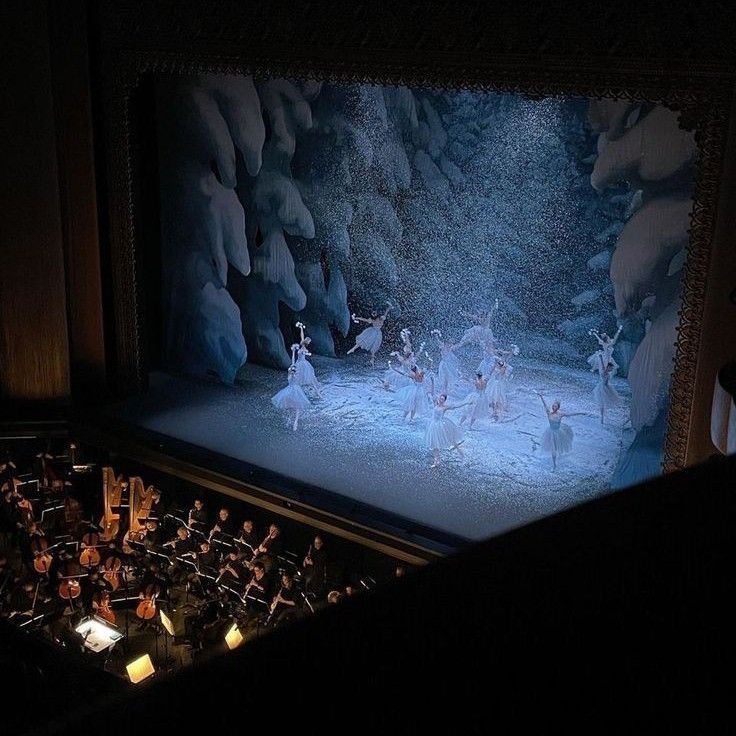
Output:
[126, 654, 156, 684]
[225, 623, 244, 650]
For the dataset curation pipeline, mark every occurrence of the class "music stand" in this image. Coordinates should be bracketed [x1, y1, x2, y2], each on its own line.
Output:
[159, 606, 177, 672]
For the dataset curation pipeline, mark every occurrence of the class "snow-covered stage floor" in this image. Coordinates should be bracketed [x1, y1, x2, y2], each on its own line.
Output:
[111, 356, 633, 543]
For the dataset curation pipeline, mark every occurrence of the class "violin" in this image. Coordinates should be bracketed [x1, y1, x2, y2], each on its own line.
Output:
[79, 530, 101, 567]
[135, 582, 160, 620]
[93, 590, 116, 624]
[31, 536, 54, 574]
[102, 555, 123, 591]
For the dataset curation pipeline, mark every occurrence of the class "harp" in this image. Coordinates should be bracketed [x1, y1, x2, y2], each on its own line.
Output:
[129, 477, 156, 537]
[99, 467, 123, 541]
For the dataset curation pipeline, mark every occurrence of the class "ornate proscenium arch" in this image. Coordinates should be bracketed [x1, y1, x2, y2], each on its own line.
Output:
[92, 0, 736, 475]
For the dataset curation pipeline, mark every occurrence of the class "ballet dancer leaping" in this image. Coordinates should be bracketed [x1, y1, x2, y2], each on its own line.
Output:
[347, 303, 392, 366]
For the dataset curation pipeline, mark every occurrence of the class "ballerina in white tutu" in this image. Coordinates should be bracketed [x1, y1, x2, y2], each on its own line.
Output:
[593, 354, 621, 424]
[476, 339, 498, 377]
[426, 394, 472, 468]
[392, 364, 431, 423]
[536, 392, 588, 470]
[291, 322, 321, 397]
[488, 357, 514, 420]
[431, 329, 461, 394]
[382, 329, 415, 391]
[456, 299, 499, 349]
[347, 303, 391, 365]
[586, 325, 622, 373]
[459, 372, 490, 430]
[271, 365, 311, 431]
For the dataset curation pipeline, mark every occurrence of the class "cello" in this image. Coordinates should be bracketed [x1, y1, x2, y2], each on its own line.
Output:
[31, 536, 54, 575]
[92, 590, 116, 625]
[135, 582, 160, 620]
[102, 554, 123, 592]
[79, 530, 101, 567]
[58, 559, 82, 602]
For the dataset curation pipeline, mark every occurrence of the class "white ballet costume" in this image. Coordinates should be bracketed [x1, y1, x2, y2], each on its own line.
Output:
[488, 366, 512, 412]
[438, 350, 461, 390]
[354, 321, 383, 354]
[396, 380, 430, 417]
[586, 346, 619, 373]
[464, 383, 490, 424]
[271, 373, 311, 412]
[593, 370, 621, 412]
[425, 407, 464, 450]
[541, 415, 574, 457]
[293, 345, 318, 388]
[462, 324, 494, 347]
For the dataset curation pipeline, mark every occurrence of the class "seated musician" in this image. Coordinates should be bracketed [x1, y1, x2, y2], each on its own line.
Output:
[142, 519, 161, 550]
[6, 579, 39, 618]
[218, 550, 247, 586]
[270, 571, 299, 626]
[209, 508, 234, 540]
[326, 590, 343, 605]
[19, 521, 45, 569]
[187, 498, 207, 531]
[243, 560, 270, 605]
[303, 535, 328, 596]
[163, 526, 194, 556]
[395, 564, 407, 579]
[235, 519, 257, 554]
[148, 487, 163, 520]
[253, 523, 282, 571]
[193, 540, 217, 570]
[0, 489, 17, 550]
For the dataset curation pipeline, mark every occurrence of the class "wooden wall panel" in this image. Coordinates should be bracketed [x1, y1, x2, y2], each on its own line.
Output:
[0, 0, 70, 401]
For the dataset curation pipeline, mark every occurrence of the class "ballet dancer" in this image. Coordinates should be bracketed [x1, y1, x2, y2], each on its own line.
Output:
[431, 329, 461, 394]
[271, 365, 311, 431]
[586, 325, 623, 372]
[593, 354, 621, 424]
[488, 353, 516, 420]
[536, 392, 587, 470]
[382, 329, 416, 391]
[347, 303, 391, 365]
[460, 372, 490, 429]
[456, 299, 499, 349]
[291, 322, 321, 396]
[391, 363, 431, 423]
[425, 393, 472, 468]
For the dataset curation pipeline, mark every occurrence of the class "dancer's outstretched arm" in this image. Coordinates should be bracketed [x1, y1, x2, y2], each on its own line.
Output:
[536, 392, 550, 414]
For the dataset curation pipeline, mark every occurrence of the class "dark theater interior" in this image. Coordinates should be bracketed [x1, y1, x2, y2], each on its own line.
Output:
[2, 1, 736, 732]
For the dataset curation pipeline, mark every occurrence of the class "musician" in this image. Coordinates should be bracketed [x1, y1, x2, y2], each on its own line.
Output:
[269, 571, 298, 627]
[209, 508, 234, 540]
[218, 550, 247, 586]
[235, 519, 257, 553]
[187, 498, 207, 530]
[81, 569, 108, 613]
[326, 590, 343, 605]
[302, 535, 328, 596]
[19, 521, 45, 569]
[6, 579, 37, 617]
[253, 523, 282, 571]
[243, 561, 271, 605]
[164, 526, 194, 556]
[194, 540, 217, 570]
[142, 519, 162, 550]
[148, 488, 163, 521]
[395, 565, 407, 579]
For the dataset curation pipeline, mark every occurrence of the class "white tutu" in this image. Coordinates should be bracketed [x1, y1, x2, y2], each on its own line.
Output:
[587, 349, 618, 373]
[593, 378, 621, 411]
[271, 380, 310, 411]
[294, 352, 318, 387]
[541, 419, 574, 456]
[438, 352, 461, 389]
[488, 376, 509, 411]
[396, 382, 430, 416]
[355, 325, 383, 353]
[465, 386, 490, 422]
[425, 408, 464, 450]
[462, 324, 494, 346]
[477, 355, 495, 376]
[383, 368, 411, 390]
